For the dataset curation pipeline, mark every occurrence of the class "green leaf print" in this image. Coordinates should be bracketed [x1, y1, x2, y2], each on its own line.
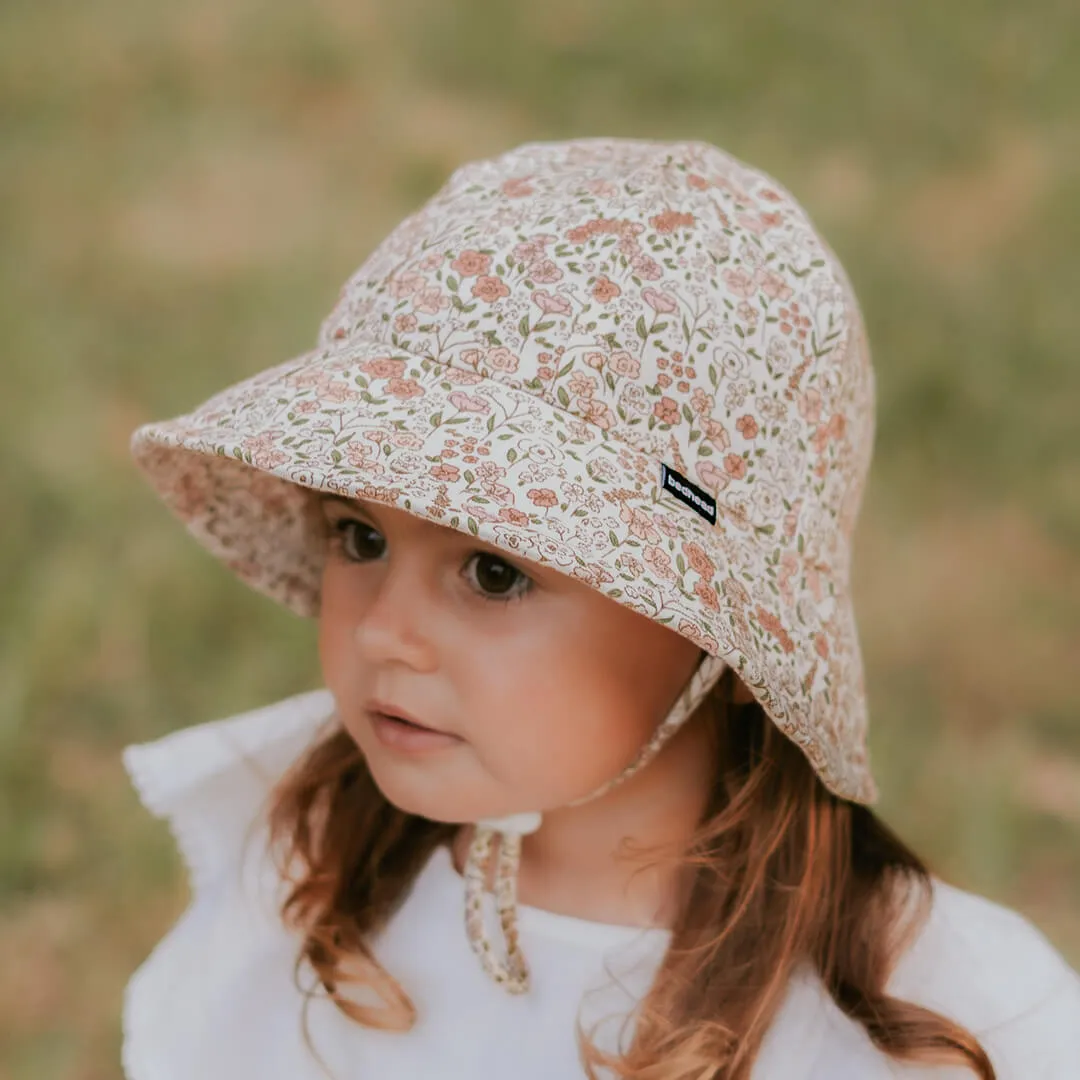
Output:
[636, 315, 648, 340]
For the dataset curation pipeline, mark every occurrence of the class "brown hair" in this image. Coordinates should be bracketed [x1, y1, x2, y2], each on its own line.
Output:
[266, 667, 995, 1079]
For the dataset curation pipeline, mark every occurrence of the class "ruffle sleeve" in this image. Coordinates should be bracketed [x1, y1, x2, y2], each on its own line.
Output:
[120, 688, 337, 1080]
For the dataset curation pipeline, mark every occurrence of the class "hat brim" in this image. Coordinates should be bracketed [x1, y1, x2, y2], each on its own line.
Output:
[131, 335, 876, 804]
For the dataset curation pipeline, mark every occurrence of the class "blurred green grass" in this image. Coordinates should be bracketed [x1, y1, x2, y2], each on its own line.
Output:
[2, 1, 1078, 1076]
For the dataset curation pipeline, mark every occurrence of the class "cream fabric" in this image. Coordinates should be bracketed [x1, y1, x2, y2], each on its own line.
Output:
[121, 690, 1080, 1079]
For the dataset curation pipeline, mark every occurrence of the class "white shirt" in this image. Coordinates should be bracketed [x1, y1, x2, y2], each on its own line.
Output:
[121, 689, 1080, 1079]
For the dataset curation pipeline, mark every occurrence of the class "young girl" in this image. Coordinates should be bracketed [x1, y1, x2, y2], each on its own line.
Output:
[120, 139, 1079, 1079]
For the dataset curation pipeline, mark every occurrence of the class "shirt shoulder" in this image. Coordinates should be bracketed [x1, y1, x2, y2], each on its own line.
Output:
[122, 687, 337, 890]
[884, 877, 1080, 1078]
[120, 688, 338, 1080]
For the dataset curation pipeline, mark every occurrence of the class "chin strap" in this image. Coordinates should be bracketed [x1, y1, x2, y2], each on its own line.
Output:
[463, 812, 543, 993]
[461, 652, 730, 994]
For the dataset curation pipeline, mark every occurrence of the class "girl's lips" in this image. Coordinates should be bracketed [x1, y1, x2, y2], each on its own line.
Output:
[368, 710, 464, 752]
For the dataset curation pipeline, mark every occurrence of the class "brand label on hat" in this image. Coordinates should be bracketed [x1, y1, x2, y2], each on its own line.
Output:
[659, 463, 716, 525]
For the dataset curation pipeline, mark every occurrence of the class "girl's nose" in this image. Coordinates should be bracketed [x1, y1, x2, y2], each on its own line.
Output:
[350, 557, 439, 672]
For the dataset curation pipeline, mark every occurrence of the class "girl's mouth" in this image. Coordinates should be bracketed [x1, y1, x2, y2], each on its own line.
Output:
[368, 710, 464, 752]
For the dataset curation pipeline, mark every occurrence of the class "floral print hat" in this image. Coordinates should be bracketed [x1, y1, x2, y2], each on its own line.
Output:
[130, 137, 878, 994]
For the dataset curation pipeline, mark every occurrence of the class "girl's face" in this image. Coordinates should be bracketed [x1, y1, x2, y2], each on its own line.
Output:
[317, 495, 703, 824]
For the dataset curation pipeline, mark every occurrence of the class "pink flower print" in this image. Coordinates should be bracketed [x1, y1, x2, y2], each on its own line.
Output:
[643, 546, 677, 582]
[649, 210, 695, 234]
[461, 348, 483, 370]
[654, 513, 680, 538]
[693, 579, 721, 611]
[418, 251, 445, 271]
[755, 268, 793, 302]
[482, 482, 514, 505]
[677, 619, 719, 654]
[797, 387, 823, 423]
[501, 176, 534, 198]
[472, 276, 511, 303]
[451, 250, 492, 277]
[778, 550, 800, 605]
[755, 606, 795, 654]
[656, 373, 673, 389]
[584, 178, 619, 197]
[476, 461, 507, 483]
[448, 390, 490, 413]
[736, 414, 759, 439]
[584, 351, 606, 370]
[736, 301, 759, 326]
[608, 351, 640, 378]
[572, 564, 616, 589]
[653, 396, 680, 424]
[631, 254, 663, 280]
[394, 314, 418, 333]
[386, 377, 424, 400]
[690, 388, 713, 416]
[736, 212, 771, 236]
[531, 290, 572, 315]
[391, 432, 424, 448]
[486, 347, 520, 373]
[568, 371, 597, 398]
[499, 506, 531, 526]
[579, 398, 615, 429]
[537, 365, 555, 380]
[592, 275, 621, 303]
[430, 463, 461, 482]
[322, 381, 360, 403]
[703, 418, 731, 451]
[529, 259, 563, 284]
[677, 381, 690, 393]
[687, 173, 709, 191]
[642, 287, 678, 314]
[295, 400, 318, 414]
[682, 541, 716, 579]
[242, 432, 282, 454]
[448, 367, 485, 388]
[413, 286, 447, 314]
[528, 488, 559, 508]
[724, 453, 747, 479]
[760, 189, 783, 203]
[722, 267, 757, 298]
[390, 271, 426, 298]
[346, 442, 377, 469]
[621, 504, 661, 544]
[291, 371, 333, 391]
[254, 449, 288, 470]
[512, 235, 555, 264]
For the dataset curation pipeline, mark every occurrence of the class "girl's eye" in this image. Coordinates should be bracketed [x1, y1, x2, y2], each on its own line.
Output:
[463, 551, 532, 603]
[332, 518, 385, 562]
[328, 519, 532, 603]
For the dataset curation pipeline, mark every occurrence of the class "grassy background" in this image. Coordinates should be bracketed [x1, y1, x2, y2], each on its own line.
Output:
[2, 1, 1078, 1075]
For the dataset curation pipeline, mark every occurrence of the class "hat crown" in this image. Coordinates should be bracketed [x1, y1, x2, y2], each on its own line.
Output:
[316, 139, 873, 571]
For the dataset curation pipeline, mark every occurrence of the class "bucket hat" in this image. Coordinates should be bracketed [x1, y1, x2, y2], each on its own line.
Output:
[130, 137, 878, 993]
